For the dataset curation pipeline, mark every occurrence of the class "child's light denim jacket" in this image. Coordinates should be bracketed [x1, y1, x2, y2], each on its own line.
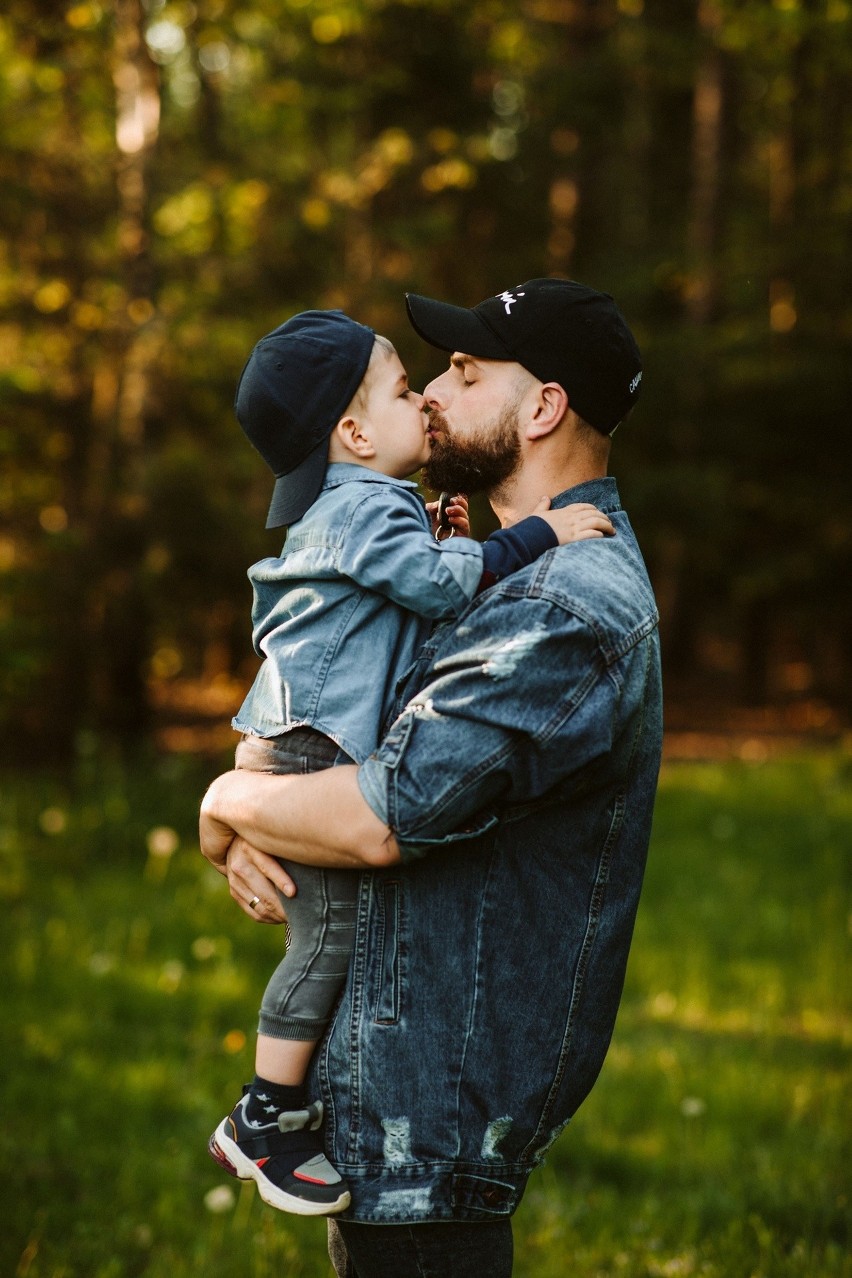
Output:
[232, 463, 484, 764]
[310, 477, 664, 1225]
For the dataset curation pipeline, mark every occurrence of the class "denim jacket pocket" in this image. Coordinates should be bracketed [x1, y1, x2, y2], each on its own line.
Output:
[373, 878, 403, 1024]
[396, 811, 500, 861]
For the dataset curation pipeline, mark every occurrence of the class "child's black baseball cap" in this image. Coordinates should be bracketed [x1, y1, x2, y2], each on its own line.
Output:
[235, 310, 376, 529]
[405, 278, 642, 435]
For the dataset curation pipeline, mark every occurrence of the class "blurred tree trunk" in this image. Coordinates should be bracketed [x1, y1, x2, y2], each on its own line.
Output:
[545, 0, 619, 277]
[90, 0, 162, 737]
[686, 0, 723, 327]
[665, 0, 725, 684]
[741, 601, 771, 706]
[618, 18, 652, 256]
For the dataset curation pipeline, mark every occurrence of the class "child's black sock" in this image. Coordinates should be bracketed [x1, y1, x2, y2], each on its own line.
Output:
[245, 1075, 306, 1125]
[232, 1075, 331, 1195]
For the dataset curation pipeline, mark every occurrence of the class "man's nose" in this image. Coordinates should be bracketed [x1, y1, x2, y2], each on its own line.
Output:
[423, 370, 448, 409]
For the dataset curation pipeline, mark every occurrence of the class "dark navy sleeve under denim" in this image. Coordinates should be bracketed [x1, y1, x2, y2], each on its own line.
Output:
[311, 477, 663, 1225]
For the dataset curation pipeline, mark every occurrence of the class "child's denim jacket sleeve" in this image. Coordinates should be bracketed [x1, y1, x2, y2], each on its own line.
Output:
[232, 465, 485, 764]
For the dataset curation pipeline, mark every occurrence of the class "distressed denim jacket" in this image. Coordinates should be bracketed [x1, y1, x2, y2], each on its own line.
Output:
[233, 464, 484, 764]
[310, 476, 663, 1224]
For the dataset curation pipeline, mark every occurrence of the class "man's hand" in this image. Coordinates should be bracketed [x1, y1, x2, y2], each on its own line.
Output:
[531, 497, 615, 544]
[200, 772, 296, 924]
[198, 781, 240, 875]
[223, 836, 293, 925]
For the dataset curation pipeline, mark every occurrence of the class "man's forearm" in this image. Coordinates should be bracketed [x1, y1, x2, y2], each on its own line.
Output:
[199, 764, 400, 870]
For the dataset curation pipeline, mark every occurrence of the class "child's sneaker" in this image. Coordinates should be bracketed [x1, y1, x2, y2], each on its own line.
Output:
[209, 1091, 351, 1216]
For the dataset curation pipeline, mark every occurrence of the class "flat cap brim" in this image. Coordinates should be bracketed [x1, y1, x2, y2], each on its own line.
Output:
[265, 435, 329, 529]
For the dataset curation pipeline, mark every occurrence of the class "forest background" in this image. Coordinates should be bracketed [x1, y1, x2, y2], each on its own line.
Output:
[2, 0, 851, 759]
[1, 5, 850, 1277]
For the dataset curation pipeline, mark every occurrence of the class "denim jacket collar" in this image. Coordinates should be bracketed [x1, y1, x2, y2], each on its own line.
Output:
[551, 475, 622, 515]
[321, 463, 421, 494]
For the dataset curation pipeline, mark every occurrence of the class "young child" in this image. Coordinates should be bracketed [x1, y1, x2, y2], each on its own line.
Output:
[208, 309, 614, 1216]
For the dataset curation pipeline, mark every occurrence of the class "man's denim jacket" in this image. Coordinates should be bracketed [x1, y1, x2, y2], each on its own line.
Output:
[309, 477, 663, 1224]
[233, 464, 484, 764]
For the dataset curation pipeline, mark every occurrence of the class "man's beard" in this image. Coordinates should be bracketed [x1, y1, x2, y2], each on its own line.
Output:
[422, 402, 521, 495]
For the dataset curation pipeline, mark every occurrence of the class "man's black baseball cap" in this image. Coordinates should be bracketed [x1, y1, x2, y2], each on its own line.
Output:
[405, 278, 642, 435]
[235, 310, 376, 529]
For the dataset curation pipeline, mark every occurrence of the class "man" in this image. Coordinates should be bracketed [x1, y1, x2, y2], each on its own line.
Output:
[200, 278, 663, 1277]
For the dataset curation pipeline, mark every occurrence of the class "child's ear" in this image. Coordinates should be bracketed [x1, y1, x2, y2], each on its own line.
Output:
[330, 415, 376, 460]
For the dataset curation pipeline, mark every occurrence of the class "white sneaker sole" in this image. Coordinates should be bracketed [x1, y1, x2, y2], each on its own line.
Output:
[211, 1119, 351, 1216]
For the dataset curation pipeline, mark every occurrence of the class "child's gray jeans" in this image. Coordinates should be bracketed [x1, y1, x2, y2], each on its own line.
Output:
[235, 730, 359, 1042]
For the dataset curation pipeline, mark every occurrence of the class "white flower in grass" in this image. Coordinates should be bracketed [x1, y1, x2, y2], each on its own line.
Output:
[147, 826, 179, 858]
[204, 1185, 236, 1213]
[680, 1096, 706, 1118]
[158, 960, 185, 992]
[661, 1258, 696, 1276]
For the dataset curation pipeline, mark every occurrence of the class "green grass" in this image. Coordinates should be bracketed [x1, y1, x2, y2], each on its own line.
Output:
[1, 747, 849, 1277]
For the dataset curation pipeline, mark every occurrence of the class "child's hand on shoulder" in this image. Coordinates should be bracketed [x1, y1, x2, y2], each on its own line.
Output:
[426, 493, 470, 540]
[532, 497, 615, 545]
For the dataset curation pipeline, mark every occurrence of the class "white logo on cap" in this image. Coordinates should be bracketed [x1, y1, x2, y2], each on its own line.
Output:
[497, 289, 525, 315]
[629, 371, 643, 394]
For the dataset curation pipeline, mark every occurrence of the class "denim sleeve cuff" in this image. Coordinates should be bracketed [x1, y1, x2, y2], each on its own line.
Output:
[357, 753, 499, 862]
[357, 754, 392, 830]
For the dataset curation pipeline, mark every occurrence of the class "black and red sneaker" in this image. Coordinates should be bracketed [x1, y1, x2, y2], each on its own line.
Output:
[209, 1092, 350, 1216]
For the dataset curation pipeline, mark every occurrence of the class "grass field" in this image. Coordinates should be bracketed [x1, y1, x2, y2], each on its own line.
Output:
[1, 746, 849, 1277]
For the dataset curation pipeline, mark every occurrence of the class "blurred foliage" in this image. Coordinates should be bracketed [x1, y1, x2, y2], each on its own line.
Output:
[1, 0, 851, 757]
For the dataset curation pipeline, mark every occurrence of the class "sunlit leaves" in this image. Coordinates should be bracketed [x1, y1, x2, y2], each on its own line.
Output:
[154, 183, 216, 250]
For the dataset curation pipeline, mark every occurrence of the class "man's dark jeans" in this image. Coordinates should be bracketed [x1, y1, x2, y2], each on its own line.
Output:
[327, 1218, 513, 1277]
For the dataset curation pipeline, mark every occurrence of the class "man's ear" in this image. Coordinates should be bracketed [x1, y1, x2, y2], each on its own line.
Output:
[330, 415, 376, 460]
[524, 382, 569, 441]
